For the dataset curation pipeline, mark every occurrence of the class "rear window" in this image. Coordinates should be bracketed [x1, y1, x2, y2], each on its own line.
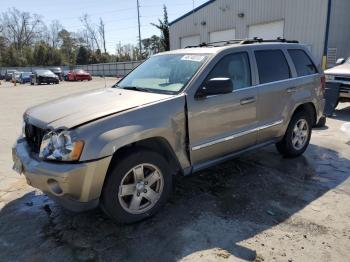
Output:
[255, 50, 291, 84]
[288, 49, 318, 76]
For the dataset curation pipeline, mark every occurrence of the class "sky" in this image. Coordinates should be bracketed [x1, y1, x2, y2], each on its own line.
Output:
[1, 0, 208, 53]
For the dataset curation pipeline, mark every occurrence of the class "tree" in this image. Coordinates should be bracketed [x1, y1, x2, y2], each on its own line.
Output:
[58, 29, 76, 65]
[142, 35, 161, 56]
[49, 20, 63, 48]
[151, 5, 170, 51]
[80, 14, 100, 51]
[0, 8, 43, 51]
[76, 46, 89, 64]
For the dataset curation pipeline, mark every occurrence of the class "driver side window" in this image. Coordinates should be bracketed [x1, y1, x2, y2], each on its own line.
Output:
[206, 52, 252, 90]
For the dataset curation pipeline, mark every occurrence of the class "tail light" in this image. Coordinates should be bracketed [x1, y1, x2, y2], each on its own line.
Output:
[320, 75, 326, 94]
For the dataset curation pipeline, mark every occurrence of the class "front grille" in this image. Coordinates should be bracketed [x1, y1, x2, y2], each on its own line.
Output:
[340, 84, 350, 93]
[335, 76, 350, 82]
[25, 123, 45, 153]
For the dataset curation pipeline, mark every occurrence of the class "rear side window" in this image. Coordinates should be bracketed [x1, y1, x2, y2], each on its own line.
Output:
[255, 50, 291, 84]
[288, 49, 318, 76]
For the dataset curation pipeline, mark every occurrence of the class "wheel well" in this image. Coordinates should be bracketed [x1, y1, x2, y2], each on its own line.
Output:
[107, 137, 182, 176]
[293, 103, 317, 126]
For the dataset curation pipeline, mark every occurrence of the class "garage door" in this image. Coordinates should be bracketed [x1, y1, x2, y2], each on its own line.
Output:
[248, 20, 284, 39]
[180, 35, 200, 48]
[209, 28, 236, 44]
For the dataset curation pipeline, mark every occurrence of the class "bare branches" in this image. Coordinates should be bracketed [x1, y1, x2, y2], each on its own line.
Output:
[80, 14, 100, 51]
[0, 8, 43, 50]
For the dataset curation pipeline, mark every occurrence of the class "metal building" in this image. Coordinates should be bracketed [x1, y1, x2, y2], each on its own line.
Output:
[169, 0, 350, 68]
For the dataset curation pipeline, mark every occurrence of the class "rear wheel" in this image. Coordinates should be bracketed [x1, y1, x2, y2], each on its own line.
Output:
[101, 150, 172, 224]
[276, 110, 312, 158]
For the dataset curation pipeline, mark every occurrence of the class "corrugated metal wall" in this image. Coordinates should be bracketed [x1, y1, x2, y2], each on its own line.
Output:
[170, 0, 329, 66]
[327, 0, 350, 66]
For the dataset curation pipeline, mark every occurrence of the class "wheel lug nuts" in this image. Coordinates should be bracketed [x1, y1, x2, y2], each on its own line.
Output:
[137, 193, 140, 196]
[145, 182, 148, 185]
[144, 190, 147, 193]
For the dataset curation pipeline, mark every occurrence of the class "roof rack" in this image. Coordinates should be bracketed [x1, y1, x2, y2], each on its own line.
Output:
[185, 37, 299, 48]
[185, 39, 244, 48]
[241, 37, 299, 44]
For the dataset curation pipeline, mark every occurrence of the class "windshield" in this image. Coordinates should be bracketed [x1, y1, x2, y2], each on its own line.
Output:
[115, 54, 208, 94]
[22, 72, 31, 76]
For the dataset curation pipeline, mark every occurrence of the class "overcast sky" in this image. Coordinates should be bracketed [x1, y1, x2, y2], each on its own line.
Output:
[1, 0, 208, 53]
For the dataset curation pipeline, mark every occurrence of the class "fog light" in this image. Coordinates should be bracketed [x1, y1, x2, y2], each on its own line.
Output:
[47, 179, 63, 195]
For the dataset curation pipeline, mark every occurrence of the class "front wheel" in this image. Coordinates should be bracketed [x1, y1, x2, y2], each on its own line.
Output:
[101, 150, 172, 224]
[276, 110, 312, 158]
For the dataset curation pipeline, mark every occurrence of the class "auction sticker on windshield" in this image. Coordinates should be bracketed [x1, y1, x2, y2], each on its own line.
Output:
[181, 55, 206, 62]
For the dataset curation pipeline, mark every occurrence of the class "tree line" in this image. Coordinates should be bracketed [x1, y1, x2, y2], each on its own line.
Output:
[0, 6, 169, 67]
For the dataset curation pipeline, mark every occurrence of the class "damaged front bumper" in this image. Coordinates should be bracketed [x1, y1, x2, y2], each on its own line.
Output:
[12, 138, 112, 212]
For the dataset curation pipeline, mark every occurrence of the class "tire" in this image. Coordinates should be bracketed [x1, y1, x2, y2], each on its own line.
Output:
[101, 150, 172, 224]
[315, 116, 326, 128]
[276, 110, 312, 158]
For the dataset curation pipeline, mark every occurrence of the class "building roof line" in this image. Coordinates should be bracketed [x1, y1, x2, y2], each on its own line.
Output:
[169, 0, 216, 26]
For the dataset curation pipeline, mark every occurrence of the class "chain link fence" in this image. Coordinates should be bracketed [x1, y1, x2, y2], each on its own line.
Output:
[0, 60, 144, 77]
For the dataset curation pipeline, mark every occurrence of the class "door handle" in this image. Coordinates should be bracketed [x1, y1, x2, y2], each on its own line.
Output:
[287, 87, 297, 93]
[240, 97, 256, 105]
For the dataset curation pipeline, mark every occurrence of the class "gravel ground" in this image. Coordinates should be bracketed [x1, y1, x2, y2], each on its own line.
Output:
[0, 78, 350, 262]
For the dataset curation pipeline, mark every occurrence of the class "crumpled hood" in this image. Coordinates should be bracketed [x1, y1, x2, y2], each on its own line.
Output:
[25, 88, 172, 129]
[324, 63, 350, 76]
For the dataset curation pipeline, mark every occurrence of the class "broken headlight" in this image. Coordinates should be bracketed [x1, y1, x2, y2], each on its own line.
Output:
[39, 130, 84, 161]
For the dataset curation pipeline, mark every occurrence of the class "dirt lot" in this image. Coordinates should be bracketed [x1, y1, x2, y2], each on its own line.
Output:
[0, 78, 350, 262]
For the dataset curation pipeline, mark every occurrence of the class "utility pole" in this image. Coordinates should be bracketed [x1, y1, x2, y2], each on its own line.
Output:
[137, 0, 142, 58]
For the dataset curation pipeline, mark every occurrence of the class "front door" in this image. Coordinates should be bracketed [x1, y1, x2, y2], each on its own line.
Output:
[187, 51, 258, 165]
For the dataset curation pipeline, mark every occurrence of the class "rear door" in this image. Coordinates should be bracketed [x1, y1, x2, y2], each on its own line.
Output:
[253, 48, 294, 143]
[187, 51, 258, 165]
[286, 48, 321, 115]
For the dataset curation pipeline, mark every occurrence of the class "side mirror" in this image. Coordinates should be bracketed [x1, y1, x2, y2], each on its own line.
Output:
[336, 58, 345, 65]
[196, 77, 233, 98]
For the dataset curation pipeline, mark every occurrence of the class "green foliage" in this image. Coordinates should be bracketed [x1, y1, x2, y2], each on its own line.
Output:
[76, 46, 90, 65]
[151, 5, 170, 51]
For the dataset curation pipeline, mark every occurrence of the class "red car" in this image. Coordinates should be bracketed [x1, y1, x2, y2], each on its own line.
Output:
[66, 69, 92, 81]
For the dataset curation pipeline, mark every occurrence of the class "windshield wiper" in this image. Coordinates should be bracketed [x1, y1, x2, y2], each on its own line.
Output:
[121, 86, 151, 92]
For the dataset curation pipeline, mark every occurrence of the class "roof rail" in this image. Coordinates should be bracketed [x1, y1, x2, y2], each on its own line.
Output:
[185, 39, 244, 48]
[184, 37, 299, 48]
[240, 37, 299, 44]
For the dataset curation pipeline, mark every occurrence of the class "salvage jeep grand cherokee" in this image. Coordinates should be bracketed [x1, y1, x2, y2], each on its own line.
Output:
[13, 39, 325, 223]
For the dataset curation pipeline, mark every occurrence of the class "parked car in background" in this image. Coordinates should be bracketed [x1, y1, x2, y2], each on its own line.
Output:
[63, 70, 70, 81]
[66, 69, 92, 81]
[30, 69, 59, 85]
[13, 39, 325, 223]
[19, 72, 33, 84]
[49, 67, 63, 81]
[5, 69, 18, 81]
[324, 57, 350, 106]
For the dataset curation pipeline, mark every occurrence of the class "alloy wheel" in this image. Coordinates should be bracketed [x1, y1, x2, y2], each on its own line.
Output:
[118, 163, 164, 215]
[291, 119, 309, 150]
